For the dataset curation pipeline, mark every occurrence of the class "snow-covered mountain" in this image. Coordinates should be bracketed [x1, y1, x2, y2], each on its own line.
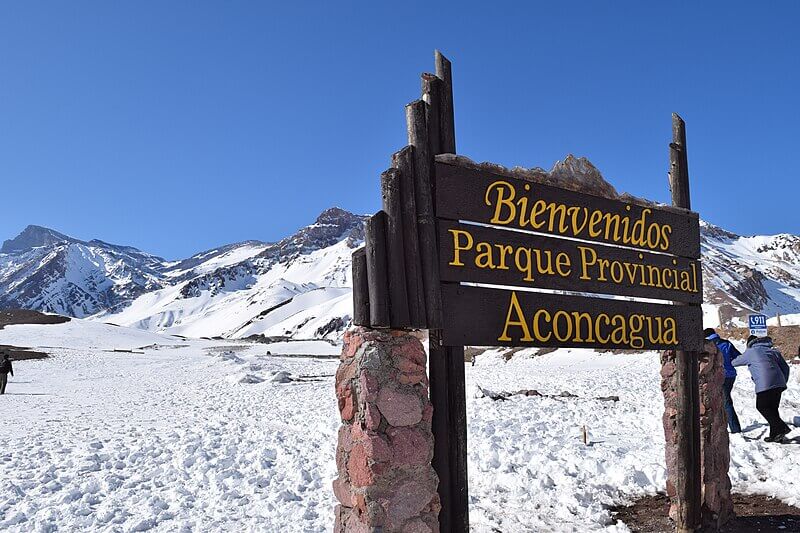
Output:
[1, 160, 798, 339]
[700, 221, 800, 326]
[0, 225, 166, 317]
[0, 208, 366, 340]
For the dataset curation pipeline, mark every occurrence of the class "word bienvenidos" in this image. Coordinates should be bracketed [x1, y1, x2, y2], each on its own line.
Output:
[484, 180, 673, 252]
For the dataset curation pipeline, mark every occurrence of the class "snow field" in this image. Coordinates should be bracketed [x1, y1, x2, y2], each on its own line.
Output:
[466, 349, 800, 531]
[0, 323, 798, 532]
[0, 326, 340, 532]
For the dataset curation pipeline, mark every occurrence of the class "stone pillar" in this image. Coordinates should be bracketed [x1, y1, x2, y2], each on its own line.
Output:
[333, 327, 440, 533]
[697, 341, 734, 528]
[661, 343, 733, 529]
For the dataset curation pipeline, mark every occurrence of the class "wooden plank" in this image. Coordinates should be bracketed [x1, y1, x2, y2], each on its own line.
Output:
[351, 247, 369, 326]
[670, 113, 691, 210]
[427, 331, 452, 533]
[381, 168, 411, 328]
[421, 74, 442, 158]
[669, 113, 702, 532]
[392, 147, 426, 328]
[445, 344, 468, 533]
[406, 99, 440, 329]
[440, 284, 703, 350]
[435, 161, 701, 259]
[425, 54, 468, 532]
[435, 50, 456, 154]
[365, 211, 390, 327]
[438, 220, 702, 304]
[434, 51, 468, 533]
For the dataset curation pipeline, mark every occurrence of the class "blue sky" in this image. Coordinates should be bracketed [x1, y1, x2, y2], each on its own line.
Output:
[1, 2, 798, 259]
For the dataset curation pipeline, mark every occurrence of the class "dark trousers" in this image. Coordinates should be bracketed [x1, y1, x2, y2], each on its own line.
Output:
[755, 387, 790, 438]
[722, 377, 742, 433]
[0, 373, 6, 394]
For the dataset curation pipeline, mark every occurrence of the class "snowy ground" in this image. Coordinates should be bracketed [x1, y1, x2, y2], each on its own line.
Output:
[0, 322, 798, 532]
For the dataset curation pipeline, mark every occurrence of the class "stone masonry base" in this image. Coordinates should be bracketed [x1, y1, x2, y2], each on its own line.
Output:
[333, 327, 440, 532]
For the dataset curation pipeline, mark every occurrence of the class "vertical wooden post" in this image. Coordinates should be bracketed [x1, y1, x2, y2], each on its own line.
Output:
[352, 248, 370, 326]
[421, 74, 442, 158]
[391, 146, 427, 328]
[407, 93, 453, 532]
[435, 50, 456, 154]
[405, 101, 442, 329]
[365, 211, 390, 328]
[669, 113, 702, 532]
[424, 50, 470, 533]
[381, 168, 411, 328]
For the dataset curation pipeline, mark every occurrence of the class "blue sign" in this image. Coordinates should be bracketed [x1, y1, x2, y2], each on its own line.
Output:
[748, 314, 768, 337]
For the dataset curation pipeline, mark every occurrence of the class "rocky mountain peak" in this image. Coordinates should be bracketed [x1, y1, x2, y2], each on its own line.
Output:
[700, 220, 739, 242]
[549, 155, 619, 199]
[314, 207, 363, 227]
[1, 225, 79, 254]
[258, 208, 367, 262]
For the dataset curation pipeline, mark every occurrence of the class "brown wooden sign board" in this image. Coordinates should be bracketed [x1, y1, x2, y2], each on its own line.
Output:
[440, 284, 703, 350]
[438, 220, 702, 304]
[435, 161, 701, 259]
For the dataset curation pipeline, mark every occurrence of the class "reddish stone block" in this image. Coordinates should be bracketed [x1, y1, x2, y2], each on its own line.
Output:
[359, 370, 380, 402]
[421, 404, 433, 425]
[333, 478, 355, 507]
[341, 389, 355, 421]
[365, 403, 382, 430]
[342, 329, 365, 360]
[387, 427, 430, 466]
[660, 361, 676, 379]
[396, 357, 425, 374]
[338, 425, 354, 452]
[348, 443, 373, 487]
[386, 480, 436, 525]
[336, 361, 357, 396]
[377, 387, 422, 427]
[399, 372, 427, 385]
[395, 340, 426, 365]
[363, 432, 392, 463]
[355, 492, 367, 516]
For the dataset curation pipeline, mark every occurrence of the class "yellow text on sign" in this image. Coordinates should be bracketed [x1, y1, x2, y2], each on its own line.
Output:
[497, 291, 678, 349]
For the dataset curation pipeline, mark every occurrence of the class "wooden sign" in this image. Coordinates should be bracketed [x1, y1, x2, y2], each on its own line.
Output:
[440, 284, 703, 350]
[435, 161, 701, 259]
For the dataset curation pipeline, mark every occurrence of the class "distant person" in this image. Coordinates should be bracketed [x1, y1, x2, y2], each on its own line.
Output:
[733, 336, 792, 442]
[704, 328, 742, 434]
[0, 351, 13, 395]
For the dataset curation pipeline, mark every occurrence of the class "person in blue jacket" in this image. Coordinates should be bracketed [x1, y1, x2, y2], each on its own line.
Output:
[703, 328, 742, 433]
[733, 335, 792, 442]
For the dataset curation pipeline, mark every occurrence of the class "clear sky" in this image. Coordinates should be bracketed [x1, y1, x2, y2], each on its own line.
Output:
[1, 2, 798, 259]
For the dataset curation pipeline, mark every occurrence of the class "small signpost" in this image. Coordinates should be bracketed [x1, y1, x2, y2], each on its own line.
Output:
[351, 51, 704, 532]
[748, 313, 768, 337]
